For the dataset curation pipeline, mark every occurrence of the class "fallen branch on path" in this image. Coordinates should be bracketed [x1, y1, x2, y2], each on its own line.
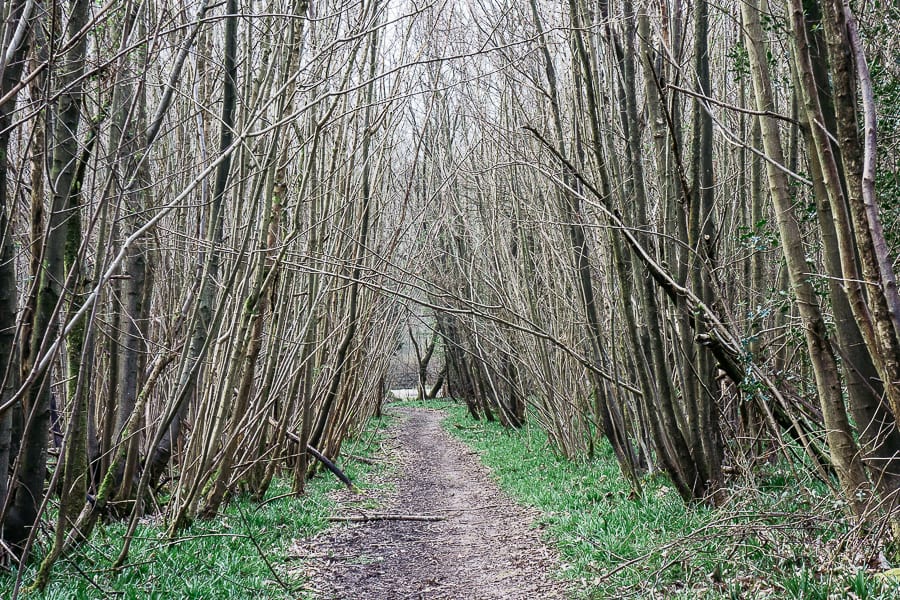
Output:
[327, 513, 445, 523]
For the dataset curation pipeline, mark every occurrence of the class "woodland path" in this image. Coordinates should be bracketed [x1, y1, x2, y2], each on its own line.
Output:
[294, 406, 570, 599]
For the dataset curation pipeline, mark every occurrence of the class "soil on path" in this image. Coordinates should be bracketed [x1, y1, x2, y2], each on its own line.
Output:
[293, 406, 570, 599]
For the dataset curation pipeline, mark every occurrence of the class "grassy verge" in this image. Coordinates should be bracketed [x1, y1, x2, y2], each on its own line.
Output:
[411, 398, 898, 599]
[1, 414, 394, 599]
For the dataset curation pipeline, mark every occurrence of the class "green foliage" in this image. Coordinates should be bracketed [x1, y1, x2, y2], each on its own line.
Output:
[1, 415, 394, 598]
[727, 42, 750, 79]
[738, 219, 778, 253]
[11, 403, 900, 599]
[781, 568, 828, 599]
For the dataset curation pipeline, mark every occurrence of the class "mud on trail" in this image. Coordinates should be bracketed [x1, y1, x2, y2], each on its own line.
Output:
[291, 406, 570, 599]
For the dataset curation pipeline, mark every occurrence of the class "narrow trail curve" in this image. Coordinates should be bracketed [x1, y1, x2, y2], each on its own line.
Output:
[296, 406, 570, 599]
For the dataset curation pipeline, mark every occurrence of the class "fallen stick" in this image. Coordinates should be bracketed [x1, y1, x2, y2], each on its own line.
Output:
[266, 417, 355, 490]
[305, 444, 354, 490]
[327, 513, 445, 523]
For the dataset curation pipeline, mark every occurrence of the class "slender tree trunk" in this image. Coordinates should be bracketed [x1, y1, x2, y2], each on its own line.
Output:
[409, 325, 437, 401]
[0, 0, 32, 548]
[145, 0, 238, 487]
[789, 0, 900, 509]
[686, 0, 724, 498]
[108, 7, 151, 503]
[817, 0, 900, 421]
[33, 116, 101, 589]
[535, 0, 640, 485]
[10, 0, 88, 555]
[583, 0, 701, 497]
[741, 0, 870, 514]
[310, 8, 379, 450]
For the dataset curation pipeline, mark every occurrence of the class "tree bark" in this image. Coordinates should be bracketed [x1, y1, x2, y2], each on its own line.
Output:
[0, 0, 32, 550]
[145, 0, 238, 488]
[741, 0, 870, 514]
[10, 0, 88, 556]
[789, 0, 900, 509]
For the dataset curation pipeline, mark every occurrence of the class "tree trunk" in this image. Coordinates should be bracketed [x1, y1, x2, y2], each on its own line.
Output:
[789, 0, 900, 509]
[310, 8, 379, 450]
[535, 0, 640, 486]
[144, 0, 237, 488]
[33, 116, 101, 588]
[10, 0, 88, 557]
[0, 0, 32, 551]
[741, 0, 870, 514]
[685, 0, 724, 498]
[816, 0, 900, 422]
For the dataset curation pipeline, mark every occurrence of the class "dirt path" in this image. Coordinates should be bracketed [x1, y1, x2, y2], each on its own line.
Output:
[294, 406, 570, 599]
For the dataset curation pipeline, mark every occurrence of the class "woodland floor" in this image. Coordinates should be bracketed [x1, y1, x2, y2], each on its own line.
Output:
[290, 406, 570, 599]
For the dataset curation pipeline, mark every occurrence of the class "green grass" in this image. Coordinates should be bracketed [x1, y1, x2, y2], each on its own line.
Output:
[409, 399, 900, 599]
[1, 413, 394, 599]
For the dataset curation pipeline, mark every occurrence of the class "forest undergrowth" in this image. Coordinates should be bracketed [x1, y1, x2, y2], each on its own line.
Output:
[400, 399, 900, 600]
[0, 415, 395, 599]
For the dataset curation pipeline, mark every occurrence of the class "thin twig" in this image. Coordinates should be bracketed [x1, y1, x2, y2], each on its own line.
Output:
[327, 513, 445, 523]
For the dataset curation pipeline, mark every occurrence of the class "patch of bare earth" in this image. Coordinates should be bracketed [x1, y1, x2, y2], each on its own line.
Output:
[290, 406, 570, 599]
